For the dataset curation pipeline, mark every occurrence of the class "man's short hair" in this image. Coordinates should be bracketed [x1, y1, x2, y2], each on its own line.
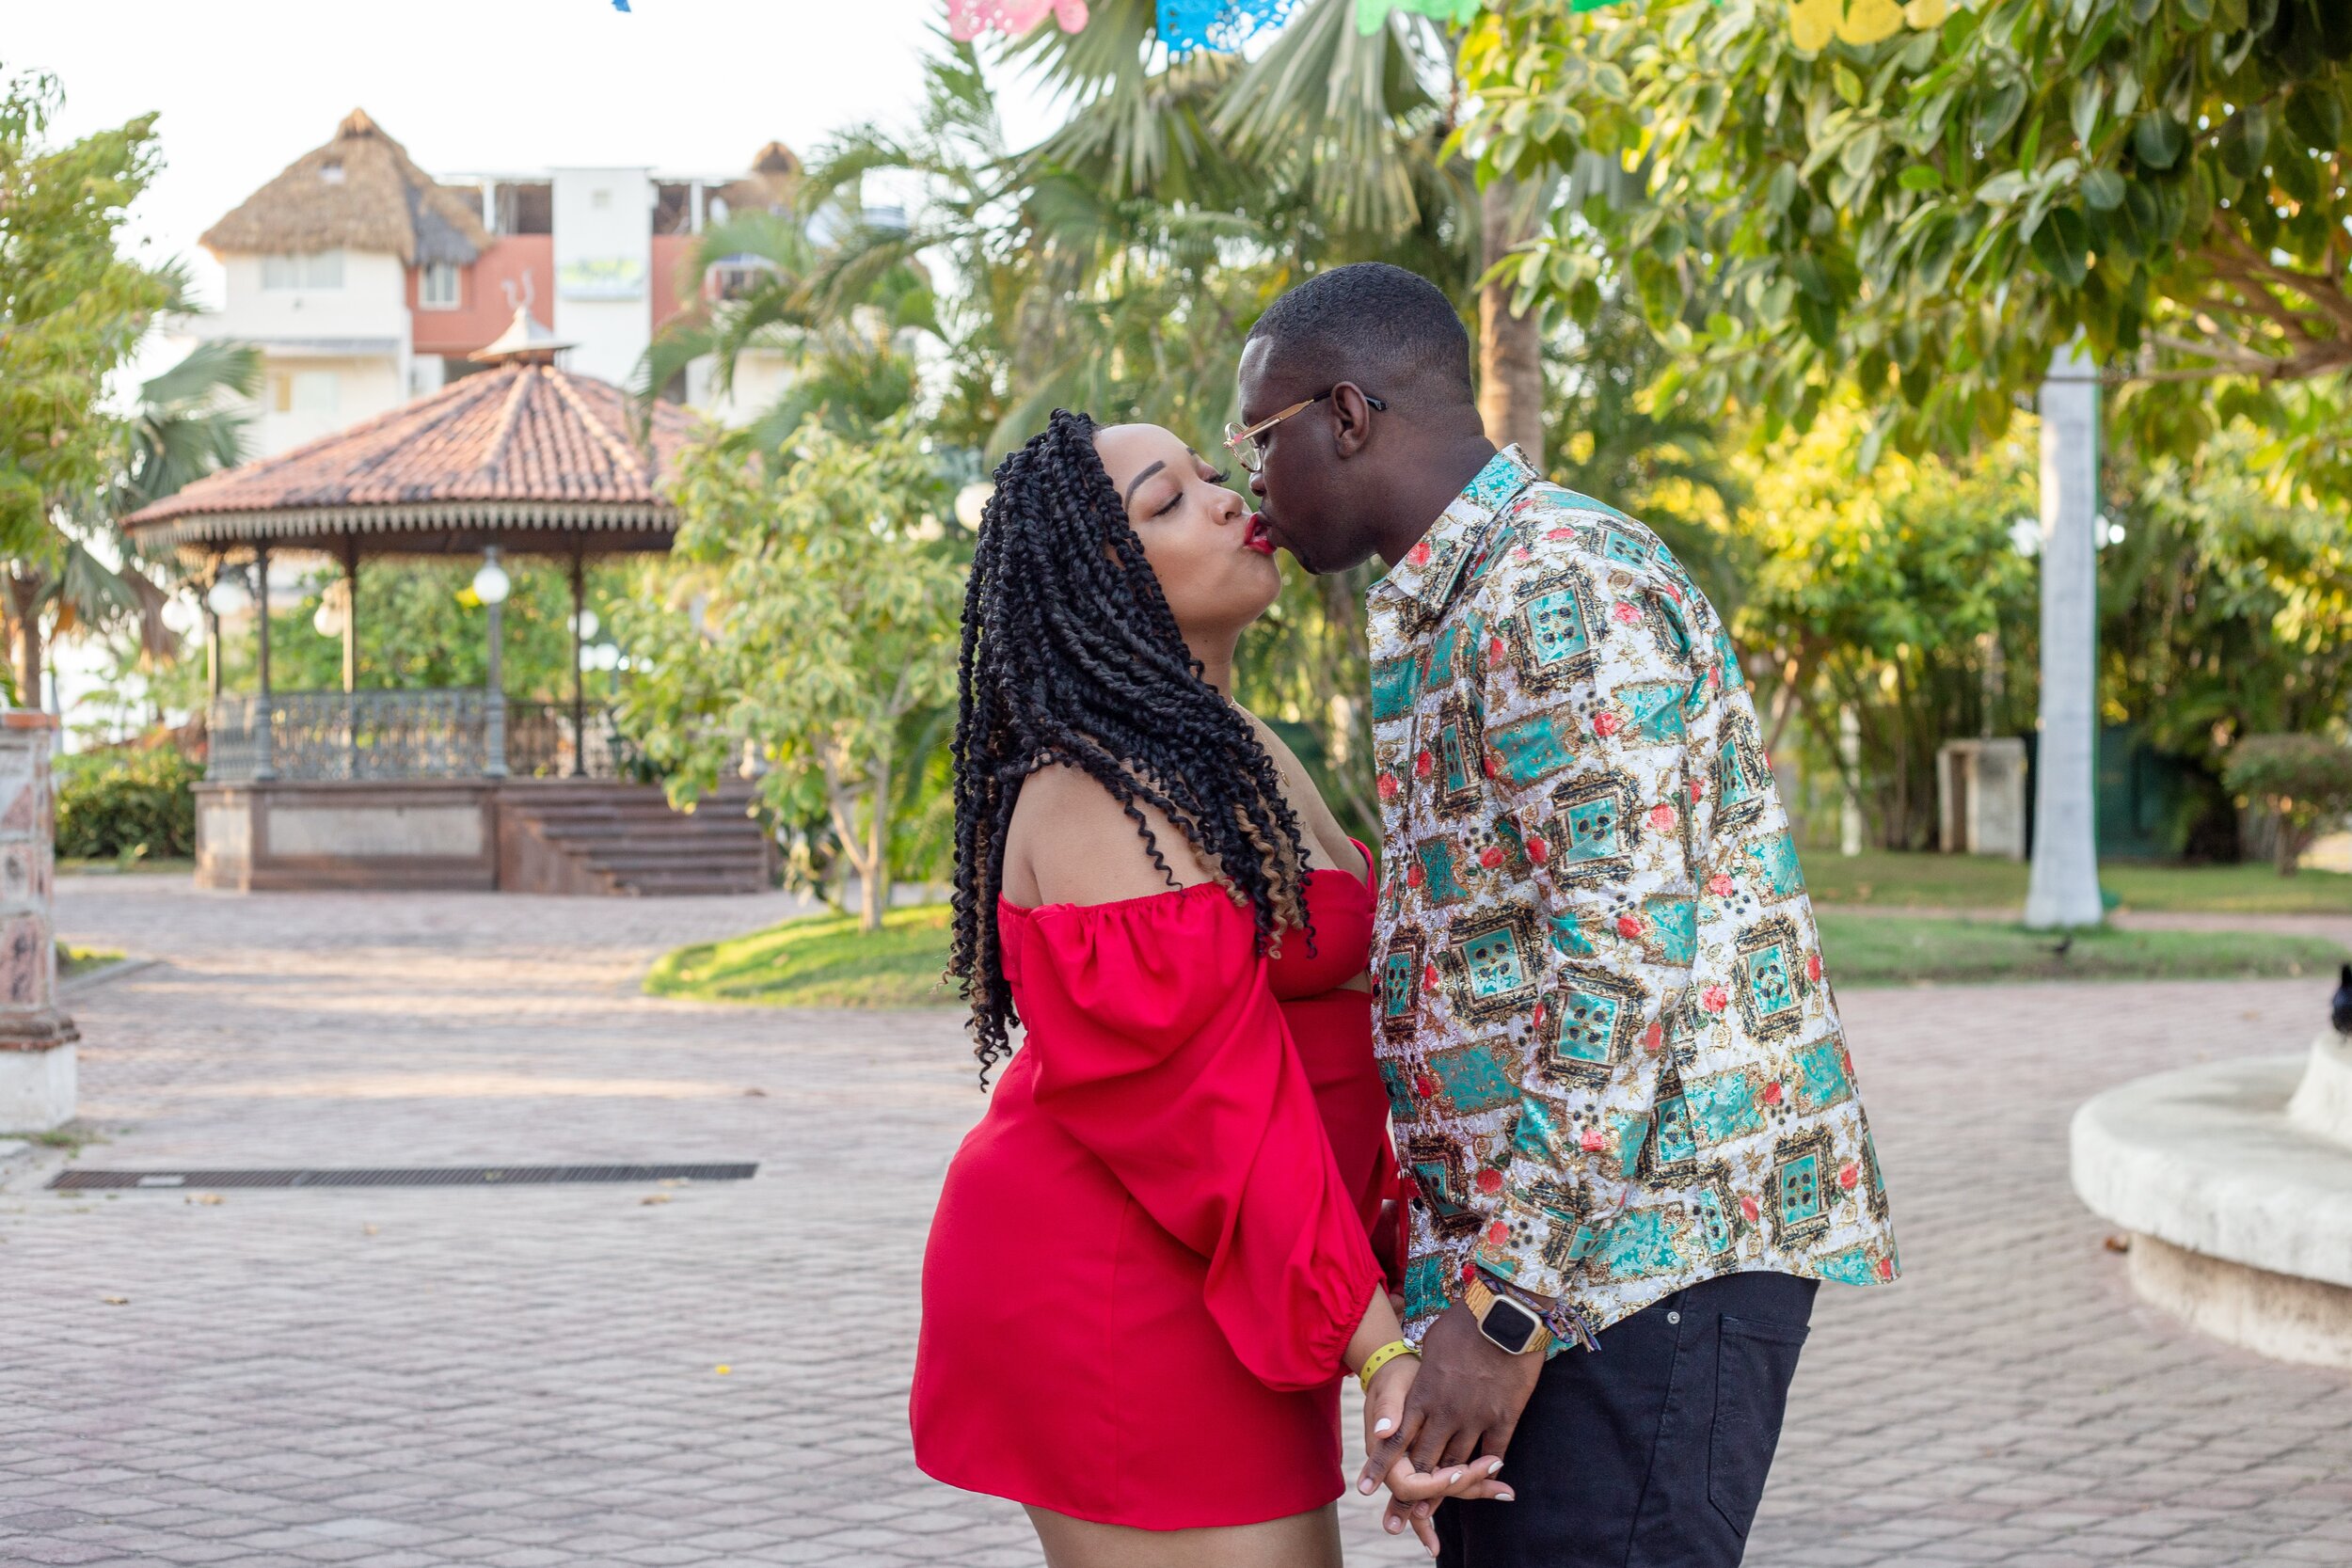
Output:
[1246, 261, 1474, 404]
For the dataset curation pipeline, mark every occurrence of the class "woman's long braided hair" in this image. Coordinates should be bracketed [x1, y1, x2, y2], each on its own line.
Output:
[949, 409, 1314, 1081]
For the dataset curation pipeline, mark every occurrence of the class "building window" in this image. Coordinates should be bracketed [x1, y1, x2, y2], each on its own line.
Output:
[708, 254, 775, 302]
[419, 261, 461, 310]
[262, 251, 344, 290]
[319, 160, 345, 185]
[270, 370, 341, 418]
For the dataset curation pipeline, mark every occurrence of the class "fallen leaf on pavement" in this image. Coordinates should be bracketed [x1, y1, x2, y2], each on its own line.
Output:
[2103, 1234, 2131, 1254]
[187, 1193, 224, 1206]
[102, 1296, 128, 1306]
[641, 1194, 672, 1206]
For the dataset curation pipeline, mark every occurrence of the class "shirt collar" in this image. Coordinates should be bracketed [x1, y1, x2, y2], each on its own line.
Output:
[1369, 445, 1543, 619]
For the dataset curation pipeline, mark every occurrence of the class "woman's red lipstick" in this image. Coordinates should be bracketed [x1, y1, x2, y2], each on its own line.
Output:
[1245, 513, 1277, 555]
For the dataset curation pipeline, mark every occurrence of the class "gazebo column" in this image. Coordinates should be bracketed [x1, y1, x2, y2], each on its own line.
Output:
[568, 548, 587, 778]
[477, 546, 510, 779]
[253, 545, 276, 782]
[203, 560, 222, 705]
[341, 541, 359, 693]
[341, 541, 360, 779]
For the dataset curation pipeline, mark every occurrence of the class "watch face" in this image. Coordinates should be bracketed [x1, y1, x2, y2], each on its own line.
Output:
[1481, 1296, 1540, 1354]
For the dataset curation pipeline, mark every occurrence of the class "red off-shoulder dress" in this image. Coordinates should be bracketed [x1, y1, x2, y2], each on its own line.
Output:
[912, 852, 1395, 1528]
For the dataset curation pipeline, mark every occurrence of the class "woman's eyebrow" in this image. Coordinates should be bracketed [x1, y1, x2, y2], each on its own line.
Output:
[1121, 460, 1168, 504]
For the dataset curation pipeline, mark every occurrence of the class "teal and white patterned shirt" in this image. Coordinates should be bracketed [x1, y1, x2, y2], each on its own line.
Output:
[1368, 446, 1899, 1338]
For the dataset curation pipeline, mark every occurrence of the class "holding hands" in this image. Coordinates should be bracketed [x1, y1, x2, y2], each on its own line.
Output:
[1348, 1290, 1523, 1558]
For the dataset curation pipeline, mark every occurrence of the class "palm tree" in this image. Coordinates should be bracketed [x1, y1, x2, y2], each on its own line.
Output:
[8, 338, 259, 705]
[1011, 0, 1547, 461]
[634, 199, 940, 455]
[117, 340, 260, 514]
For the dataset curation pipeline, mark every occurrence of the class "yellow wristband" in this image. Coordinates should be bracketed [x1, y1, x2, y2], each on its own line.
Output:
[1357, 1338, 1419, 1392]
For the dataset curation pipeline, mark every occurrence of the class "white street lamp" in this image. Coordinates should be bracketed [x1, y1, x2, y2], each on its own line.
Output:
[471, 555, 512, 607]
[954, 482, 994, 532]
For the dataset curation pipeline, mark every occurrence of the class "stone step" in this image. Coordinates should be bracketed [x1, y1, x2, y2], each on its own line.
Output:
[497, 783, 771, 896]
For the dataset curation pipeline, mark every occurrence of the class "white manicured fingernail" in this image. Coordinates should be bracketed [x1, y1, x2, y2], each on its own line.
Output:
[1449, 1470, 1464, 1484]
[1497, 1491, 1515, 1503]
[1375, 1417, 1394, 1435]
[1486, 1459, 1503, 1476]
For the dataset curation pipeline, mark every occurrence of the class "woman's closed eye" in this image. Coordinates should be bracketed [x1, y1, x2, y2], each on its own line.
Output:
[1153, 470, 1231, 515]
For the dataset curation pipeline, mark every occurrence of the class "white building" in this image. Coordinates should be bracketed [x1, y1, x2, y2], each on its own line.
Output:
[196, 111, 816, 452]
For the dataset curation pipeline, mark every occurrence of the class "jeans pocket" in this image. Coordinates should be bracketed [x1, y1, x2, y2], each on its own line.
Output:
[1706, 1314, 1810, 1540]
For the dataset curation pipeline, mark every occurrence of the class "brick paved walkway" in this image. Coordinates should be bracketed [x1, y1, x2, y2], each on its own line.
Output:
[4, 877, 2347, 1567]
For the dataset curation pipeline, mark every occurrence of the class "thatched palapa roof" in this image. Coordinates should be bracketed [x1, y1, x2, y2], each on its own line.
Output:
[201, 108, 491, 266]
[717, 141, 803, 216]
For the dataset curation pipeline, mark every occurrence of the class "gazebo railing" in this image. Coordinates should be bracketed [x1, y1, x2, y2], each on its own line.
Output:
[506, 700, 637, 780]
[210, 690, 486, 782]
[207, 691, 632, 783]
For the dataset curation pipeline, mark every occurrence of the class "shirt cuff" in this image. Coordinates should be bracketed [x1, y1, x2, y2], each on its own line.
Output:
[1471, 1185, 1603, 1302]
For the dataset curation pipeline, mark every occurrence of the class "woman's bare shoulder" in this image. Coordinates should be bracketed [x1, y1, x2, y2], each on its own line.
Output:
[1006, 764, 1218, 907]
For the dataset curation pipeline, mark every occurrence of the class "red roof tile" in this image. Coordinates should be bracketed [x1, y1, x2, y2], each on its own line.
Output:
[126, 363, 703, 546]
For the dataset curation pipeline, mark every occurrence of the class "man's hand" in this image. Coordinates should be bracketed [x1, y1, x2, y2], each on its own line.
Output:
[1361, 1351, 1515, 1557]
[1357, 1297, 1546, 1507]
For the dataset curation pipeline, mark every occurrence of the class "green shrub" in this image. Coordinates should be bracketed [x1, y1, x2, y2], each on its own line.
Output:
[56, 748, 200, 862]
[2223, 735, 2352, 876]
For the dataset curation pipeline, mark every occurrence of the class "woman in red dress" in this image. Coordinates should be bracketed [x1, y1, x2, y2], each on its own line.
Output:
[913, 413, 1506, 1566]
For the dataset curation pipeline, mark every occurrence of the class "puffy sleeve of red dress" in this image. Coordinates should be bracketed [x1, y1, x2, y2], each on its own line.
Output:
[913, 866, 1392, 1529]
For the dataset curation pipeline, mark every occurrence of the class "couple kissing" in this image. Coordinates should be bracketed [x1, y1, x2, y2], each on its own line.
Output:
[912, 261, 1900, 1568]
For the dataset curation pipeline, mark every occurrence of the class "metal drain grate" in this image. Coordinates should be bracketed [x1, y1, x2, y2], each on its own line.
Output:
[48, 1163, 758, 1192]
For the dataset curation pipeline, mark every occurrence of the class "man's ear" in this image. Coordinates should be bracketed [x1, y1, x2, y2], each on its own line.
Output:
[1330, 382, 1378, 458]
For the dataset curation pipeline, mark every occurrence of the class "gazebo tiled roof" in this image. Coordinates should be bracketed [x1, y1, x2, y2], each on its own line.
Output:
[126, 356, 703, 551]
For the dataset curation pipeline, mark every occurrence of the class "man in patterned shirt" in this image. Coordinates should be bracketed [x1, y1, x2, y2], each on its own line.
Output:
[1232, 263, 1899, 1567]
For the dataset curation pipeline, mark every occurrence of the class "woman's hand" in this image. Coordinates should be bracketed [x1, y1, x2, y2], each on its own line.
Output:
[1362, 1354, 1513, 1558]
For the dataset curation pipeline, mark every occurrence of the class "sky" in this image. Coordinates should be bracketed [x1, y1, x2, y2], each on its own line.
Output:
[8, 0, 1064, 312]
[9, 0, 1064, 735]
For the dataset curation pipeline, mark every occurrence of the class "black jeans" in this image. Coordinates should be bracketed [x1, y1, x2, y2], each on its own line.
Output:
[1434, 1271, 1818, 1568]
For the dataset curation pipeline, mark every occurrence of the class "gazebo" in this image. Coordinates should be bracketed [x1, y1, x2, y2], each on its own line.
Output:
[125, 313, 771, 895]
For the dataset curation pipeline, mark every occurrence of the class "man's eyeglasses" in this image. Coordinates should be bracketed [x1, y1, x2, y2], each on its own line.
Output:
[1224, 388, 1387, 474]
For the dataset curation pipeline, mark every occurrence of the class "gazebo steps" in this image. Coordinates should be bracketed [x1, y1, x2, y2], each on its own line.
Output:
[497, 783, 773, 896]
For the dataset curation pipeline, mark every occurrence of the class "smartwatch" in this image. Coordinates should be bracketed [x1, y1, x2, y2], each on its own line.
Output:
[1463, 1274, 1552, 1356]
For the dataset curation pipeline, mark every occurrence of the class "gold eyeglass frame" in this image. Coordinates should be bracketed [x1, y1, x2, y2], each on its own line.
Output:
[1224, 388, 1387, 473]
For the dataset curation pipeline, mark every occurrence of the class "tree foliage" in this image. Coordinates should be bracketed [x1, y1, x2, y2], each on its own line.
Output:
[0, 67, 177, 700]
[1463, 0, 2352, 464]
[613, 417, 966, 932]
[2102, 426, 2352, 768]
[0, 70, 170, 547]
[1730, 398, 2039, 847]
[2222, 734, 2352, 873]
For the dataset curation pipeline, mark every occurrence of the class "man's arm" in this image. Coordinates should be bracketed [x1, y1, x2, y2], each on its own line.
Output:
[1366, 539, 1706, 1482]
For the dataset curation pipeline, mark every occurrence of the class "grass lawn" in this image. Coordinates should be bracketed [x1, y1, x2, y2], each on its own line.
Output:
[1816, 911, 2343, 988]
[57, 943, 124, 980]
[1801, 848, 2352, 915]
[644, 903, 957, 1008]
[646, 899, 2345, 1009]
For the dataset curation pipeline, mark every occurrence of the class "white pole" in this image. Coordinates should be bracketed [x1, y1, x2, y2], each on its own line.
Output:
[2025, 341, 2106, 929]
[1838, 705, 1864, 858]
